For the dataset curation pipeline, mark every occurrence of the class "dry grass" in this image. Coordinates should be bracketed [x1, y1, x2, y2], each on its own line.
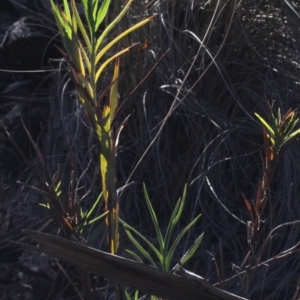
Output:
[3, 0, 300, 299]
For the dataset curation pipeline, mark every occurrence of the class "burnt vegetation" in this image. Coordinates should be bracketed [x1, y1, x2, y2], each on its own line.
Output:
[0, 0, 300, 299]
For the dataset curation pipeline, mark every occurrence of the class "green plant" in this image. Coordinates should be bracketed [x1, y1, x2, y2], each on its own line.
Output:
[50, 0, 153, 254]
[40, 187, 108, 234]
[255, 107, 300, 158]
[241, 104, 300, 293]
[120, 184, 203, 299]
[120, 184, 203, 270]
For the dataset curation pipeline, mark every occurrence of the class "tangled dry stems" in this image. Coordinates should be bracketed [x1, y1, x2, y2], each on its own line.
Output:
[3, 0, 300, 299]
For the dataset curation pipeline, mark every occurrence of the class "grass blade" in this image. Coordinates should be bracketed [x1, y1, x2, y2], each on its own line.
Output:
[124, 229, 157, 267]
[63, 0, 72, 24]
[109, 58, 120, 120]
[86, 192, 103, 220]
[143, 184, 164, 254]
[95, 47, 131, 82]
[96, 16, 154, 64]
[73, 0, 92, 51]
[255, 113, 275, 136]
[125, 250, 144, 263]
[95, 0, 134, 52]
[95, 0, 111, 31]
[179, 233, 204, 267]
[166, 214, 201, 271]
[163, 188, 186, 260]
[86, 211, 108, 226]
[119, 218, 162, 263]
[78, 41, 91, 73]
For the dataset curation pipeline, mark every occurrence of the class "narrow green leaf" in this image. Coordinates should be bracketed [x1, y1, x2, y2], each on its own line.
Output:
[283, 129, 300, 145]
[119, 218, 162, 262]
[277, 108, 281, 124]
[100, 106, 111, 201]
[165, 214, 201, 271]
[172, 185, 187, 225]
[124, 250, 144, 263]
[80, 0, 88, 26]
[96, 16, 154, 64]
[255, 113, 275, 136]
[72, 68, 92, 93]
[86, 192, 103, 220]
[84, 0, 95, 36]
[269, 136, 275, 146]
[180, 233, 204, 267]
[143, 184, 164, 254]
[163, 186, 187, 259]
[272, 113, 278, 128]
[74, 37, 86, 77]
[73, 0, 92, 52]
[95, 47, 130, 82]
[51, 13, 64, 38]
[284, 119, 299, 135]
[124, 229, 157, 267]
[51, 3, 72, 41]
[78, 41, 91, 73]
[124, 290, 132, 300]
[134, 290, 139, 300]
[80, 0, 88, 12]
[163, 197, 182, 252]
[63, 0, 72, 24]
[124, 289, 139, 300]
[95, 0, 134, 52]
[92, 0, 99, 20]
[95, 0, 111, 31]
[54, 181, 62, 193]
[71, 0, 77, 34]
[86, 211, 108, 225]
[109, 58, 120, 120]
[39, 203, 50, 209]
[50, 1, 64, 26]
[62, 50, 91, 93]
[80, 207, 85, 220]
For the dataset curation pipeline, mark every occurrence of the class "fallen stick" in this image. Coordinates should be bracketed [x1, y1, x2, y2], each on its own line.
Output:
[24, 230, 248, 300]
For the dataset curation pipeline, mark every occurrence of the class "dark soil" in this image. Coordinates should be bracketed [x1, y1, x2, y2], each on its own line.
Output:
[0, 1, 74, 299]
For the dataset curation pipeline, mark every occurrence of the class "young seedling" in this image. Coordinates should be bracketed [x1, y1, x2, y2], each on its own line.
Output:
[120, 184, 203, 299]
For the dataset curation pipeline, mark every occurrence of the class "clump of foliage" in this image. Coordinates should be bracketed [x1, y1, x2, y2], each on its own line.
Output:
[49, 0, 153, 254]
